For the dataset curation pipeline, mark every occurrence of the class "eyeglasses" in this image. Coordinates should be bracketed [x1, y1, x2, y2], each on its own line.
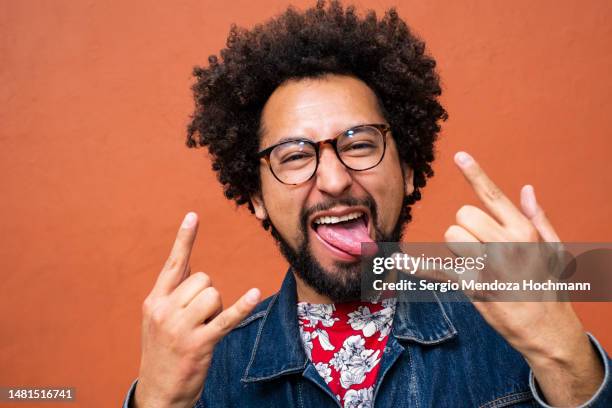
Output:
[257, 123, 390, 185]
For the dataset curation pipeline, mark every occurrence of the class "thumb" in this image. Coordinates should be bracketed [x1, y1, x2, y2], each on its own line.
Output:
[520, 185, 561, 243]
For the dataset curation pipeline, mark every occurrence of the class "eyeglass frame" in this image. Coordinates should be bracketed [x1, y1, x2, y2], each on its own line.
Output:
[256, 123, 391, 186]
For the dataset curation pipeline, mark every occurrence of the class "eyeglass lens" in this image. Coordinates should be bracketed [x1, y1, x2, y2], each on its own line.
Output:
[268, 125, 385, 185]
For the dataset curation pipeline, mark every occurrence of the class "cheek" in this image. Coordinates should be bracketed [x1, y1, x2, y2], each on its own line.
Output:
[371, 148, 406, 231]
[260, 171, 307, 243]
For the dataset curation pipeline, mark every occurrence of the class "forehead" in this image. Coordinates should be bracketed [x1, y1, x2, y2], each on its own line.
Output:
[259, 75, 386, 148]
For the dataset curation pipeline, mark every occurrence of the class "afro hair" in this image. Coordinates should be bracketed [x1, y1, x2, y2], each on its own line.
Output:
[187, 0, 447, 229]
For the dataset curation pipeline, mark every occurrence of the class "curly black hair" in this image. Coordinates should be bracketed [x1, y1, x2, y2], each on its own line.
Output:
[187, 0, 447, 230]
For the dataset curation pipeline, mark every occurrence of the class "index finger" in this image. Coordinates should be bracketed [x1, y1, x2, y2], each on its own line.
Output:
[150, 212, 199, 297]
[454, 152, 523, 226]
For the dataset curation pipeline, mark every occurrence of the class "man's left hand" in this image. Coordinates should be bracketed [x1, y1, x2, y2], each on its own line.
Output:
[443, 151, 603, 407]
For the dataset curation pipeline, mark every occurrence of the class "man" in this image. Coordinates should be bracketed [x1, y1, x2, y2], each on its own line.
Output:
[125, 1, 611, 407]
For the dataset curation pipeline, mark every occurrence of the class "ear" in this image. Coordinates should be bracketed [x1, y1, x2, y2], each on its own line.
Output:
[250, 193, 268, 221]
[402, 163, 415, 196]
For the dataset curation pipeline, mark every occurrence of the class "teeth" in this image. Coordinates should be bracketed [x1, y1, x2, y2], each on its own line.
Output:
[313, 211, 364, 225]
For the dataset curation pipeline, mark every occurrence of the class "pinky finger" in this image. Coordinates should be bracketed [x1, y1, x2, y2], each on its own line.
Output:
[520, 185, 561, 243]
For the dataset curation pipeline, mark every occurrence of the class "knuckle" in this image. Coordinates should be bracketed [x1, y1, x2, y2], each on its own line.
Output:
[209, 293, 223, 311]
[163, 255, 180, 271]
[484, 184, 503, 201]
[444, 225, 460, 241]
[204, 286, 221, 302]
[192, 272, 211, 287]
[142, 296, 155, 315]
[214, 313, 230, 332]
[456, 205, 476, 224]
[149, 301, 170, 325]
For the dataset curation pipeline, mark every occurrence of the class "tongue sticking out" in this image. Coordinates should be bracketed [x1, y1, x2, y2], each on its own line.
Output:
[316, 217, 377, 256]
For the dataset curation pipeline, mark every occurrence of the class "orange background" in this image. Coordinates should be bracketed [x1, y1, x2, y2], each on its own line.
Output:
[1, 0, 611, 407]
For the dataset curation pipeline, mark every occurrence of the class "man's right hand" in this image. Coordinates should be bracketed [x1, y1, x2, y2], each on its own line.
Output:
[133, 212, 261, 408]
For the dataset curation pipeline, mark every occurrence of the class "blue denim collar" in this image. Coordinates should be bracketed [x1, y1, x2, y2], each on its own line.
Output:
[241, 270, 457, 383]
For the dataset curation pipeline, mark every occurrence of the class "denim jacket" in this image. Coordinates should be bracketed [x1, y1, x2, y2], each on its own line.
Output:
[124, 271, 611, 407]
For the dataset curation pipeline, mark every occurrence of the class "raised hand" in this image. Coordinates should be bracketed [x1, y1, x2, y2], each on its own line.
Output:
[387, 151, 603, 405]
[445, 152, 569, 335]
[446, 152, 602, 406]
[134, 212, 261, 408]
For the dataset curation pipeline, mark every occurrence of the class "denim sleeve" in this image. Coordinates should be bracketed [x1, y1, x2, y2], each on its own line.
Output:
[121, 379, 202, 408]
[122, 379, 138, 408]
[529, 332, 612, 407]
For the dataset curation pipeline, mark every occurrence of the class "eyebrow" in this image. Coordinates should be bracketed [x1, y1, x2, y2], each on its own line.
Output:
[271, 123, 365, 145]
[273, 136, 313, 144]
[257, 136, 312, 154]
[261, 122, 378, 151]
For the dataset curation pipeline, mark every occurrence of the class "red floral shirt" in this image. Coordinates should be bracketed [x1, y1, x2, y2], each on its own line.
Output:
[297, 298, 397, 407]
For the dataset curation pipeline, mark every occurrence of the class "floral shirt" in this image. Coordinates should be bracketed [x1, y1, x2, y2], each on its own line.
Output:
[297, 298, 397, 408]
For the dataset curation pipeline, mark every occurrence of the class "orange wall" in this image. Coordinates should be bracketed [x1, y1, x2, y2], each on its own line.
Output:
[1, 0, 611, 406]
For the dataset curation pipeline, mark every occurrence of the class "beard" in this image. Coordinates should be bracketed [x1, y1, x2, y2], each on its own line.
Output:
[268, 194, 408, 303]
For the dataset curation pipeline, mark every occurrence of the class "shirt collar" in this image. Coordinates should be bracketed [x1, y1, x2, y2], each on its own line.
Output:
[241, 270, 457, 383]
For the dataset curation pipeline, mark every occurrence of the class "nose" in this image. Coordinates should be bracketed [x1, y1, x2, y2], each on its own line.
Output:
[314, 143, 353, 196]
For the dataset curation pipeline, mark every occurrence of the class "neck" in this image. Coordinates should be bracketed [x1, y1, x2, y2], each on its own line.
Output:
[293, 272, 334, 304]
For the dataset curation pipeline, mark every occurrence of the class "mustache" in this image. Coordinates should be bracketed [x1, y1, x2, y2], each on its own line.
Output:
[300, 196, 378, 231]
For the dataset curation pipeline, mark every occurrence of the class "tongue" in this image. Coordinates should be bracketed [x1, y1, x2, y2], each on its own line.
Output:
[316, 218, 376, 256]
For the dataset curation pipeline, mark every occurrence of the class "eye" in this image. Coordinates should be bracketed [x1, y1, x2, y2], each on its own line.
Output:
[280, 152, 313, 164]
[341, 142, 377, 154]
[347, 142, 375, 150]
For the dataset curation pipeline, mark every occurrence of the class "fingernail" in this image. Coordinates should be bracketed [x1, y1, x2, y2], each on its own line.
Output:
[455, 152, 473, 166]
[181, 212, 197, 228]
[245, 288, 261, 305]
[522, 185, 537, 217]
[527, 185, 537, 203]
